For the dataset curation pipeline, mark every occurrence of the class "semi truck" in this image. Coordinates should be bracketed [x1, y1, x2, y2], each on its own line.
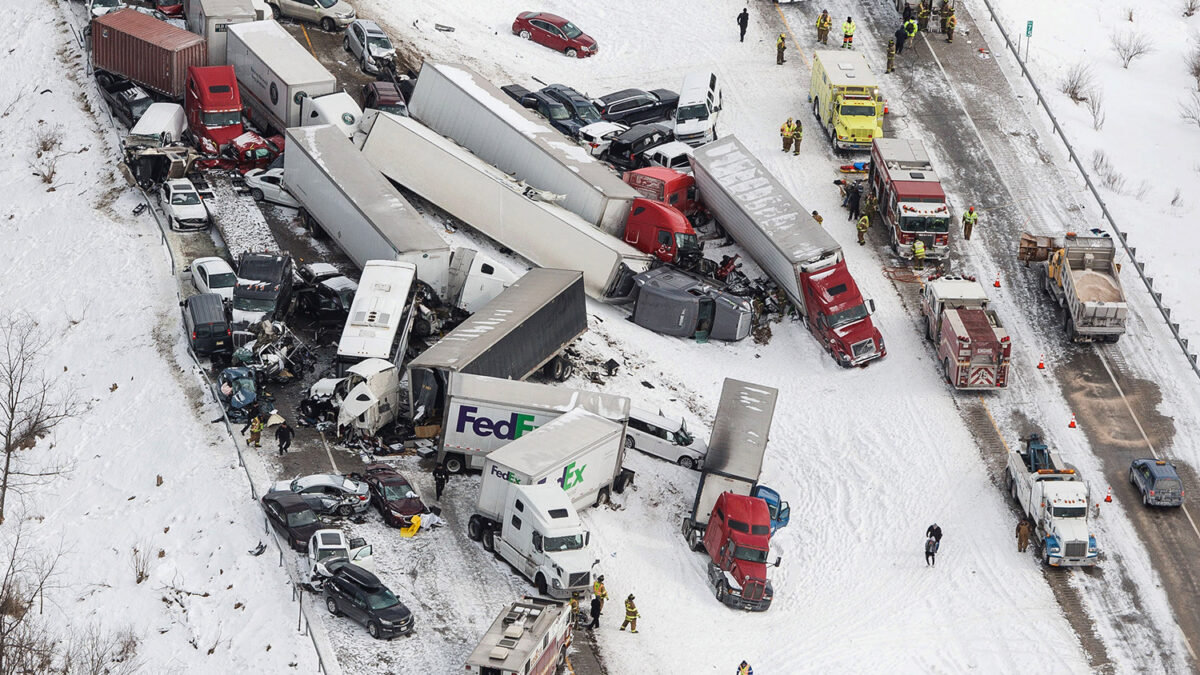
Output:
[224, 20, 338, 134]
[868, 138, 951, 260]
[682, 379, 782, 612]
[1006, 434, 1099, 566]
[809, 50, 885, 152]
[622, 166, 707, 227]
[408, 270, 587, 425]
[690, 136, 886, 367]
[283, 124, 516, 310]
[437, 373, 630, 474]
[920, 275, 1011, 389]
[631, 266, 752, 341]
[185, 0, 255, 66]
[464, 597, 573, 675]
[91, 9, 207, 99]
[357, 111, 655, 301]
[1018, 233, 1127, 343]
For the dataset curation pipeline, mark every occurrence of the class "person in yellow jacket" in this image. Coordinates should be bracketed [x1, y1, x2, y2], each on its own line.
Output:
[569, 592, 581, 626]
[912, 238, 926, 270]
[790, 120, 803, 155]
[781, 118, 795, 152]
[962, 206, 978, 239]
[856, 215, 870, 245]
[841, 17, 856, 49]
[945, 11, 957, 42]
[917, 1, 930, 31]
[816, 10, 832, 45]
[592, 575, 608, 613]
[619, 594, 639, 633]
[247, 415, 263, 448]
[776, 33, 787, 64]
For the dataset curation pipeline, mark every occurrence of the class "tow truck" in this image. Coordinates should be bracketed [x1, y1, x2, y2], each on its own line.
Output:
[1006, 434, 1098, 567]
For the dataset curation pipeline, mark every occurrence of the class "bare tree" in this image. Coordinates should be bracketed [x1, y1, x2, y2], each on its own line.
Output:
[1110, 30, 1154, 68]
[1181, 91, 1200, 129]
[1059, 62, 1096, 103]
[0, 524, 62, 675]
[59, 623, 141, 675]
[1185, 0, 1200, 17]
[1187, 45, 1200, 89]
[1086, 88, 1106, 130]
[0, 317, 78, 525]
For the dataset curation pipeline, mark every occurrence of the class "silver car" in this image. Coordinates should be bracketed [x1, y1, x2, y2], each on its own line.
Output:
[343, 19, 394, 75]
[268, 474, 371, 517]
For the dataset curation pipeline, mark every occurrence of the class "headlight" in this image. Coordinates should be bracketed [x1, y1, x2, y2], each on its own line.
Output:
[1048, 545, 1061, 553]
[551, 578, 562, 588]
[840, 353, 850, 362]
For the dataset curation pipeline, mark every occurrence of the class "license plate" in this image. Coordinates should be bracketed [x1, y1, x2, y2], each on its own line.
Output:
[215, 341, 225, 346]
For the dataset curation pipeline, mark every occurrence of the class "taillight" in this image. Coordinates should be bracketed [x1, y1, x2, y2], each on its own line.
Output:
[359, 495, 368, 501]
[589, 142, 599, 149]
[191, 331, 196, 339]
[226, 328, 232, 336]
[629, 152, 635, 161]
[1149, 490, 1155, 496]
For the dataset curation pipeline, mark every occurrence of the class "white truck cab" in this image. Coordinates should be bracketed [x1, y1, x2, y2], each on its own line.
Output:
[1006, 434, 1098, 566]
[673, 71, 721, 147]
[302, 92, 364, 138]
[308, 358, 402, 436]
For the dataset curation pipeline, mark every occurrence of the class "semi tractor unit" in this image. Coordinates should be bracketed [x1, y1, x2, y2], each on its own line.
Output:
[868, 138, 951, 260]
[1006, 434, 1099, 567]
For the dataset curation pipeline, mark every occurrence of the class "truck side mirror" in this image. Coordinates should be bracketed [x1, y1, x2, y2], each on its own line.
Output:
[867, 299, 876, 314]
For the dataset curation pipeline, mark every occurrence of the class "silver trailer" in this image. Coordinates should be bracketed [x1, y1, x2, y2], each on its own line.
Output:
[359, 111, 652, 302]
[407, 62, 641, 235]
[225, 21, 336, 133]
[186, 0, 256, 66]
[283, 124, 452, 298]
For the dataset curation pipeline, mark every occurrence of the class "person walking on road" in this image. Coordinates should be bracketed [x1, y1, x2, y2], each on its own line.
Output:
[790, 120, 803, 155]
[902, 2, 915, 21]
[246, 415, 263, 448]
[589, 595, 602, 628]
[739, 662, 754, 675]
[945, 10, 957, 42]
[847, 186, 863, 222]
[886, 38, 897, 72]
[841, 17, 857, 49]
[904, 18, 919, 51]
[962, 206, 978, 240]
[1016, 518, 1032, 553]
[781, 118, 795, 153]
[593, 575, 609, 614]
[737, 8, 749, 42]
[816, 10, 832, 45]
[926, 523, 943, 543]
[925, 535, 939, 566]
[857, 215, 870, 246]
[912, 239, 927, 270]
[433, 462, 449, 501]
[275, 421, 294, 456]
[776, 33, 787, 64]
[619, 594, 639, 633]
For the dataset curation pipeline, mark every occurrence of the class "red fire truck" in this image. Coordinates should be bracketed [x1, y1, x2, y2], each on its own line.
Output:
[920, 275, 1011, 390]
[868, 138, 951, 260]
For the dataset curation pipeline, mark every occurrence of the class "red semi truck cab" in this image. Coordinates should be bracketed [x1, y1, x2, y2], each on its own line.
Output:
[185, 66, 246, 150]
[622, 198, 700, 267]
[622, 167, 704, 225]
[803, 255, 886, 367]
[869, 138, 951, 260]
[702, 492, 776, 611]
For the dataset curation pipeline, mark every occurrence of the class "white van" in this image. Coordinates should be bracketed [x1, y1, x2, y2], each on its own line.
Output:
[673, 72, 722, 147]
[335, 260, 416, 374]
[125, 102, 187, 150]
[624, 406, 707, 469]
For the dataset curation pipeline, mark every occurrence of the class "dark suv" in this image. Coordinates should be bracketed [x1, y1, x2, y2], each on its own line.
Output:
[604, 123, 674, 172]
[540, 84, 602, 138]
[233, 252, 295, 326]
[324, 561, 415, 639]
[593, 88, 679, 126]
[1129, 458, 1184, 507]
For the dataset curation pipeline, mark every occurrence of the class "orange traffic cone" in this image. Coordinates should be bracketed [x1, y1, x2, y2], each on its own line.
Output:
[993, 272, 1001, 288]
[1068, 414, 1077, 429]
[1104, 486, 1112, 503]
[1037, 354, 1045, 370]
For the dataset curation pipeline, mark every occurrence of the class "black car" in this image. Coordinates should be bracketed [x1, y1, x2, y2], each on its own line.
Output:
[540, 84, 602, 138]
[324, 561, 415, 639]
[95, 71, 153, 129]
[604, 123, 674, 171]
[295, 263, 358, 326]
[593, 88, 679, 126]
[261, 492, 322, 552]
[521, 90, 578, 137]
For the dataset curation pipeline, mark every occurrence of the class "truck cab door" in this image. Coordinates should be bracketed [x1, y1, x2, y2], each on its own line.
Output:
[654, 229, 674, 262]
[456, 253, 518, 314]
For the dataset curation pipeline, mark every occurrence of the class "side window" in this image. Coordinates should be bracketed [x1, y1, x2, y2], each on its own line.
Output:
[668, 193, 679, 205]
[629, 419, 651, 434]
[532, 532, 542, 551]
[198, 269, 208, 285]
[715, 508, 724, 521]
[657, 230, 671, 246]
[514, 499, 525, 513]
[634, 96, 652, 109]
[481, 263, 495, 275]
[530, 19, 548, 31]
[610, 100, 631, 114]
[511, 515, 522, 530]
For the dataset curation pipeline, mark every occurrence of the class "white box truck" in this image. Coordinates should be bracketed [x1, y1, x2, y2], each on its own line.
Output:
[186, 0, 256, 66]
[359, 111, 653, 302]
[224, 21, 337, 134]
[437, 373, 630, 474]
[407, 62, 642, 235]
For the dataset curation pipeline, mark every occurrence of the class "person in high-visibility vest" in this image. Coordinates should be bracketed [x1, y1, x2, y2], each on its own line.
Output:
[945, 10, 957, 42]
[962, 206, 978, 240]
[841, 17, 857, 49]
[619, 594, 639, 633]
[790, 121, 803, 155]
[912, 238, 927, 270]
[738, 661, 754, 675]
[247, 415, 263, 448]
[886, 39, 896, 73]
[857, 215, 870, 246]
[781, 118, 795, 153]
[592, 575, 608, 613]
[777, 33, 787, 64]
[816, 10, 833, 45]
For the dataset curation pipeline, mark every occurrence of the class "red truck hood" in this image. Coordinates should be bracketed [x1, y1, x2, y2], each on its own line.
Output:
[808, 261, 883, 353]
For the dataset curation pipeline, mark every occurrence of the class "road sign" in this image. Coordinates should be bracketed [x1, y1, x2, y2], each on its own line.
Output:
[1026, 21, 1033, 37]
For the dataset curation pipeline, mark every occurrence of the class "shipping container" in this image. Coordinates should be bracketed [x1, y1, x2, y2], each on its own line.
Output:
[92, 9, 207, 99]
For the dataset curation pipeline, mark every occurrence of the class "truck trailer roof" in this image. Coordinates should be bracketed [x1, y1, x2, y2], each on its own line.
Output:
[813, 50, 879, 89]
[704, 379, 779, 481]
[449, 373, 630, 422]
[690, 136, 839, 266]
[225, 20, 332, 89]
[484, 408, 621, 477]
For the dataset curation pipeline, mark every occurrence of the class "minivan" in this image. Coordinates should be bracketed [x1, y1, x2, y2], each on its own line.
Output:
[182, 292, 232, 357]
[624, 407, 707, 470]
[324, 560, 415, 639]
[674, 71, 722, 147]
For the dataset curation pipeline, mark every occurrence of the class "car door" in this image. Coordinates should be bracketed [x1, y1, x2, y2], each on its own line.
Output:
[1138, 465, 1153, 495]
[350, 23, 365, 59]
[531, 19, 565, 50]
[258, 173, 283, 202]
[265, 502, 286, 536]
[288, 0, 318, 23]
[628, 95, 655, 124]
[195, 265, 210, 293]
[300, 488, 334, 513]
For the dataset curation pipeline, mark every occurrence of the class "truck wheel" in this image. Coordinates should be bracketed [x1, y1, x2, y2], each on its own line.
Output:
[924, 319, 932, 341]
[270, 3, 280, 19]
[812, 98, 820, 123]
[1107, 334, 1121, 344]
[686, 528, 703, 552]
[595, 487, 611, 507]
[624, 435, 635, 450]
[1009, 473, 1017, 500]
[413, 318, 432, 337]
[544, 355, 572, 382]
[321, 17, 335, 32]
[444, 454, 466, 474]
[467, 515, 483, 542]
[250, 188, 264, 202]
[1065, 315, 1077, 342]
[714, 581, 728, 602]
[535, 573, 548, 596]
[482, 528, 496, 553]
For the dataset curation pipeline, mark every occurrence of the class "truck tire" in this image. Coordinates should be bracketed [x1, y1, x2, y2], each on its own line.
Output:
[482, 528, 496, 553]
[1009, 472, 1017, 500]
[270, 3, 280, 19]
[1106, 334, 1121, 344]
[812, 98, 820, 124]
[444, 454, 466, 474]
[1065, 315, 1077, 342]
[714, 580, 728, 603]
[467, 515, 483, 542]
[686, 527, 703, 552]
[535, 573, 548, 596]
[544, 355, 572, 382]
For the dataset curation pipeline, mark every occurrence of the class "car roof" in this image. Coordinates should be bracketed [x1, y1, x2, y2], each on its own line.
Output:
[166, 178, 195, 189]
[544, 85, 589, 103]
[266, 491, 312, 512]
[1136, 459, 1180, 477]
[598, 88, 644, 104]
[321, 276, 357, 292]
[331, 561, 385, 588]
[195, 256, 234, 272]
[530, 12, 568, 26]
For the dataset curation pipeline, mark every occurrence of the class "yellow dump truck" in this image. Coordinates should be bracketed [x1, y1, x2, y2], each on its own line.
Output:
[1018, 232, 1127, 343]
[809, 50, 885, 152]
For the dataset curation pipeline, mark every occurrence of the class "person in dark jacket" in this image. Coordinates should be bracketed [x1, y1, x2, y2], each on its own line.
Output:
[275, 421, 294, 456]
[433, 463, 449, 501]
[926, 523, 943, 543]
[589, 595, 603, 629]
[925, 535, 938, 566]
[737, 8, 749, 42]
[903, 2, 915, 21]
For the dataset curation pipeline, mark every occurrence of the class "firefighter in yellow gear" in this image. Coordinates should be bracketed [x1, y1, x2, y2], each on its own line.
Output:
[856, 215, 870, 245]
[248, 416, 263, 447]
[841, 18, 856, 49]
[945, 11, 957, 42]
[790, 121, 803, 155]
[886, 39, 896, 73]
[864, 193, 879, 218]
[816, 10, 832, 44]
[912, 239, 927, 270]
[777, 34, 787, 64]
[811, 210, 824, 225]
[962, 206, 978, 240]
[569, 593, 580, 626]
[592, 575, 608, 613]
[781, 118, 795, 152]
[619, 595, 639, 633]
[917, 1, 930, 31]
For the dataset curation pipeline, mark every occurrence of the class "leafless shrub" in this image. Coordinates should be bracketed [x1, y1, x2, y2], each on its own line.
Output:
[1134, 181, 1151, 200]
[1060, 62, 1096, 103]
[1127, 7, 1135, 21]
[33, 127, 61, 156]
[1085, 89, 1106, 130]
[1185, 0, 1200, 17]
[131, 543, 151, 585]
[0, 523, 63, 675]
[1181, 90, 1200, 128]
[58, 624, 141, 675]
[1091, 150, 1128, 193]
[1111, 30, 1154, 68]
[1172, 187, 1183, 207]
[28, 157, 57, 185]
[1187, 45, 1200, 88]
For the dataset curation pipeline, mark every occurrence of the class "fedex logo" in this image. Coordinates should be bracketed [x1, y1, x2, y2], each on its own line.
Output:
[559, 461, 586, 490]
[455, 405, 539, 440]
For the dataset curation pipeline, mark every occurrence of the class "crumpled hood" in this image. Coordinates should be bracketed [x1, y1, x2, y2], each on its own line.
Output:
[338, 382, 376, 429]
[171, 202, 208, 221]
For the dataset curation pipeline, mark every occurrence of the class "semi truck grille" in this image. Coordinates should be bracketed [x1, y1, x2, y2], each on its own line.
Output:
[743, 581, 764, 601]
[1064, 541, 1087, 558]
[851, 339, 876, 358]
[568, 571, 590, 588]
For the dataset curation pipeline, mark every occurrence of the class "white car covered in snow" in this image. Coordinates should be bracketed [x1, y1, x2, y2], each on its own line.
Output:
[190, 256, 237, 302]
[159, 179, 211, 231]
[244, 168, 300, 208]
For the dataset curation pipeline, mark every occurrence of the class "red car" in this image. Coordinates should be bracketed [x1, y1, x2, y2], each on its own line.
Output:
[363, 463, 429, 528]
[155, 0, 183, 16]
[512, 12, 597, 58]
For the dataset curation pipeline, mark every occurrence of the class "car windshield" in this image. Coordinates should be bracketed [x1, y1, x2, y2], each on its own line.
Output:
[208, 272, 237, 288]
[561, 21, 583, 39]
[336, 287, 356, 307]
[171, 191, 201, 206]
[286, 510, 317, 527]
[734, 545, 768, 563]
[378, 103, 408, 116]
[129, 98, 152, 118]
[901, 215, 950, 233]
[546, 102, 570, 121]
[544, 533, 585, 552]
[95, 0, 120, 7]
[827, 303, 869, 328]
[233, 296, 276, 312]
[675, 233, 699, 251]
[676, 104, 709, 122]
[202, 110, 241, 128]
[839, 104, 876, 118]
[315, 0, 337, 7]
[367, 36, 393, 51]
[1052, 506, 1087, 518]
[365, 588, 401, 610]
[574, 103, 602, 125]
[382, 484, 415, 501]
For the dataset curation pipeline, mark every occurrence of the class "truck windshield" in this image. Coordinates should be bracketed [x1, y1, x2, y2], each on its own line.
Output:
[839, 104, 876, 117]
[675, 233, 699, 252]
[202, 110, 242, 128]
[233, 296, 277, 312]
[734, 546, 768, 563]
[676, 104, 709, 122]
[900, 215, 950, 233]
[827, 303, 868, 328]
[1052, 506, 1087, 518]
[543, 534, 585, 552]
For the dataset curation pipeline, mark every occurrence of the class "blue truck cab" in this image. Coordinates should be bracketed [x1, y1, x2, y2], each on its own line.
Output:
[752, 485, 790, 534]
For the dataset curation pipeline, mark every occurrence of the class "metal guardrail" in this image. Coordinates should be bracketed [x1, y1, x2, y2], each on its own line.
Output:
[976, 0, 1200, 380]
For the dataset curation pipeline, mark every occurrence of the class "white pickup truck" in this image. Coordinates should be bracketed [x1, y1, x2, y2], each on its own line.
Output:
[1005, 434, 1098, 567]
[304, 529, 375, 587]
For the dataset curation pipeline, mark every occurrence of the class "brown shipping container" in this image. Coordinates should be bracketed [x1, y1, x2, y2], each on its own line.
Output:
[92, 9, 207, 99]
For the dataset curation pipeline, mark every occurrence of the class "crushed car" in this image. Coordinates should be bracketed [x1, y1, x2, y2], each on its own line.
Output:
[267, 474, 372, 517]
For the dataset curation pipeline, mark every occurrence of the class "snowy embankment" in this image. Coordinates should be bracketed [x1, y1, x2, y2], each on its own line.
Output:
[0, 1, 314, 669]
